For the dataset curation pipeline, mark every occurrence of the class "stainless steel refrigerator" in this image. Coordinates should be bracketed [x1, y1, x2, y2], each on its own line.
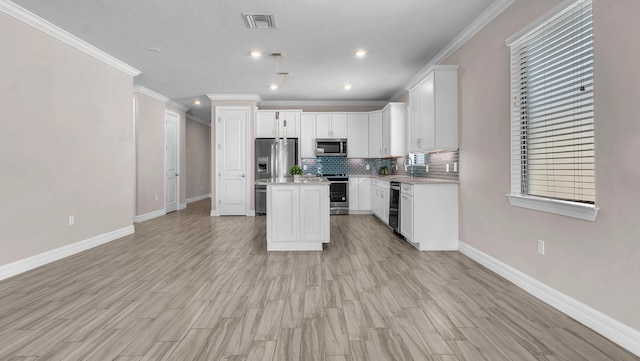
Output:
[255, 138, 299, 215]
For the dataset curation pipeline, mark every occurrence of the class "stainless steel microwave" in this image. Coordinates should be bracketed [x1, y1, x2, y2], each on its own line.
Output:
[316, 138, 347, 157]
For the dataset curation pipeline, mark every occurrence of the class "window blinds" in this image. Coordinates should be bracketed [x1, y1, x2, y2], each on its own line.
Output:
[509, 0, 594, 204]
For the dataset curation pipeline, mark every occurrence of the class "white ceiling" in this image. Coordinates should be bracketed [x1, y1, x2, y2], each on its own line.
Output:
[11, 0, 497, 122]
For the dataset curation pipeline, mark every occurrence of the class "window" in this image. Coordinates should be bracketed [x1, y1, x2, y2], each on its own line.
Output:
[506, 0, 598, 221]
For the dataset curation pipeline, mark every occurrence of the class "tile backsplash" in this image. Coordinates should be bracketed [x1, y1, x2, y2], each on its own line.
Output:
[393, 150, 459, 181]
[301, 150, 458, 181]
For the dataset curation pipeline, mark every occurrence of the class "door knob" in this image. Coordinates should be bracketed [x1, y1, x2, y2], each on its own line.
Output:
[240, 174, 246, 178]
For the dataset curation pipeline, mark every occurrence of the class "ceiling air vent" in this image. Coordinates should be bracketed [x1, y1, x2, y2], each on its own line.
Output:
[242, 13, 278, 29]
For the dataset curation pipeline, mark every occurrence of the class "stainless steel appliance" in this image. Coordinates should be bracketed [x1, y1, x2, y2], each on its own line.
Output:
[389, 181, 401, 233]
[325, 174, 349, 215]
[316, 138, 347, 157]
[255, 138, 299, 215]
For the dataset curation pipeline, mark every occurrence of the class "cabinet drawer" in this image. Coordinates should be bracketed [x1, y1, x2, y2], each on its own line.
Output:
[401, 183, 413, 195]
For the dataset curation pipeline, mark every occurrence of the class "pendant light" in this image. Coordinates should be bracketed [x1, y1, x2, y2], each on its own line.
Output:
[280, 71, 289, 145]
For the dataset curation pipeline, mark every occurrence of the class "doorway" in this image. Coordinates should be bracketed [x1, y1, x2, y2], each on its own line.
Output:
[215, 106, 249, 215]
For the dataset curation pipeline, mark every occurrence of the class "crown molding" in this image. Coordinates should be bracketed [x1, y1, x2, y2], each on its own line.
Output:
[133, 86, 190, 112]
[0, 0, 141, 76]
[259, 100, 389, 108]
[394, 0, 515, 98]
[186, 114, 210, 126]
[207, 94, 263, 104]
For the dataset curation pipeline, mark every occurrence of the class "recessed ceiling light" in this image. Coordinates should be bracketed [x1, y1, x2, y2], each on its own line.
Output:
[344, 84, 352, 90]
[355, 49, 367, 57]
[249, 50, 263, 58]
[269, 84, 278, 90]
[194, 100, 201, 105]
[148, 47, 161, 52]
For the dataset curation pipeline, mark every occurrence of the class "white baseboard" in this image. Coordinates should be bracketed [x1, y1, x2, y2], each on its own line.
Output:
[186, 193, 211, 204]
[178, 203, 187, 210]
[0, 225, 135, 281]
[458, 241, 640, 357]
[134, 209, 166, 223]
[248, 210, 256, 217]
[210, 209, 220, 216]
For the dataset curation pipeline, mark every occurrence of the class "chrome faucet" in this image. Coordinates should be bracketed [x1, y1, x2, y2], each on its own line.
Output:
[404, 155, 414, 178]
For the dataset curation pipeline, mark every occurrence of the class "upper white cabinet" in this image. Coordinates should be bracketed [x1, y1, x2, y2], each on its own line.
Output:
[368, 111, 383, 157]
[409, 66, 458, 152]
[369, 103, 407, 158]
[316, 113, 347, 138]
[256, 110, 301, 138]
[300, 113, 316, 158]
[347, 113, 369, 158]
[383, 103, 407, 157]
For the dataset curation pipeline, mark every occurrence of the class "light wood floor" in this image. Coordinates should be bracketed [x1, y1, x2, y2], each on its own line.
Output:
[0, 199, 637, 361]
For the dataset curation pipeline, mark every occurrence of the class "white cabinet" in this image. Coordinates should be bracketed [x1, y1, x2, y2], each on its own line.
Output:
[381, 187, 389, 224]
[370, 179, 390, 224]
[409, 66, 458, 152]
[369, 104, 407, 157]
[267, 184, 330, 251]
[349, 177, 372, 213]
[368, 111, 383, 157]
[401, 183, 458, 251]
[299, 186, 330, 243]
[316, 113, 347, 138]
[300, 113, 316, 158]
[400, 185, 414, 242]
[256, 110, 301, 138]
[347, 113, 369, 158]
[384, 103, 408, 157]
[268, 185, 299, 243]
[358, 178, 371, 211]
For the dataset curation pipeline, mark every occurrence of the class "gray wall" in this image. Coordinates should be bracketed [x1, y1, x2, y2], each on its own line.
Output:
[444, 0, 640, 330]
[0, 11, 135, 266]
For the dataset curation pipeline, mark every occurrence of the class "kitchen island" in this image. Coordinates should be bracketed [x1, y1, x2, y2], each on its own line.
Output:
[257, 177, 330, 251]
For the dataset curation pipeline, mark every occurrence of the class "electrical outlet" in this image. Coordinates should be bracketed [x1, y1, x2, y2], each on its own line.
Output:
[303, 164, 307, 170]
[425, 165, 429, 172]
[446, 164, 450, 172]
[537, 240, 545, 255]
[454, 162, 458, 172]
[155, 194, 159, 201]
[69, 215, 75, 226]
[366, 164, 370, 171]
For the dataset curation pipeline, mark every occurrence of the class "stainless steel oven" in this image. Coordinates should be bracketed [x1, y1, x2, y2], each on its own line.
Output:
[325, 174, 349, 215]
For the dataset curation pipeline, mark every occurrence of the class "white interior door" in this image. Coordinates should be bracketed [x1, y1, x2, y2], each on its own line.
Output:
[217, 107, 248, 215]
[165, 110, 179, 213]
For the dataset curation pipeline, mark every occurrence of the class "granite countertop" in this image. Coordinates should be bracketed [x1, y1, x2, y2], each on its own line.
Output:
[256, 176, 330, 185]
[349, 174, 458, 185]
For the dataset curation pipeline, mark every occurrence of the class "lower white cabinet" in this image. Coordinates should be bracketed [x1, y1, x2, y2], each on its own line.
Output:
[400, 183, 458, 250]
[370, 179, 390, 224]
[349, 177, 372, 213]
[267, 184, 330, 251]
[400, 192, 414, 241]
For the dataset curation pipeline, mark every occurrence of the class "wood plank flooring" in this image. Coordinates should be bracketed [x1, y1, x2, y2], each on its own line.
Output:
[0, 199, 637, 361]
